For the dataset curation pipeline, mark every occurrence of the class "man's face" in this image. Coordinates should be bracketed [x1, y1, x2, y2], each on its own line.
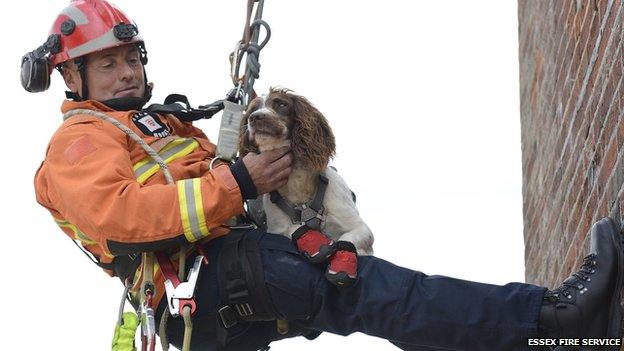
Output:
[63, 44, 146, 101]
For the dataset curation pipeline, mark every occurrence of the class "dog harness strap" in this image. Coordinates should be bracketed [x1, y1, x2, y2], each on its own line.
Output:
[269, 191, 302, 221]
[309, 173, 328, 212]
[269, 173, 328, 230]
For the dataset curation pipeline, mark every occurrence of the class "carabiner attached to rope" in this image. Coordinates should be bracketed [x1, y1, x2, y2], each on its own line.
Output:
[229, 0, 271, 105]
[139, 253, 157, 351]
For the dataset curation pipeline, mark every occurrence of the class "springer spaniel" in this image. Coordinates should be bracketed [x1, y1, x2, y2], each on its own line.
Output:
[239, 87, 374, 286]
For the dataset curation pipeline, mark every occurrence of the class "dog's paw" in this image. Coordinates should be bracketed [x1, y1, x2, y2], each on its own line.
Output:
[291, 225, 336, 264]
[325, 241, 358, 288]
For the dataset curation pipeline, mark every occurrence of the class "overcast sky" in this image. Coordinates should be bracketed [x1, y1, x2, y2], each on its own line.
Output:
[1, 1, 524, 350]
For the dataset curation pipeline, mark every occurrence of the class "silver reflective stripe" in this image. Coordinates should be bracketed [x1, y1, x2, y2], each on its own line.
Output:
[62, 6, 89, 25]
[134, 139, 197, 181]
[68, 28, 144, 59]
[183, 180, 203, 241]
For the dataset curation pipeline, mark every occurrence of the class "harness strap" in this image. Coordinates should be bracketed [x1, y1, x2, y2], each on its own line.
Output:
[269, 173, 329, 230]
[144, 94, 225, 122]
[216, 230, 277, 346]
[309, 173, 328, 212]
[269, 191, 302, 223]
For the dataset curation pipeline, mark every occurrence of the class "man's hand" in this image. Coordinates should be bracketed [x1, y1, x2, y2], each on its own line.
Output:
[242, 146, 293, 195]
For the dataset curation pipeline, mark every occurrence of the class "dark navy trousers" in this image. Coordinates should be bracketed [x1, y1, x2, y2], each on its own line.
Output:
[158, 230, 546, 351]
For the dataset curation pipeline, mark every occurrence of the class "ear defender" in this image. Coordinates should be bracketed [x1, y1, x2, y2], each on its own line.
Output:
[20, 34, 60, 93]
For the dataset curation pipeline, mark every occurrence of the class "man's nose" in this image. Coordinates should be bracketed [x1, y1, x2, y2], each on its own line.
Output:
[118, 62, 135, 80]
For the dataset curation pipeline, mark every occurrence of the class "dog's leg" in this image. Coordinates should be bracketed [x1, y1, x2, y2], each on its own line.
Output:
[337, 224, 374, 256]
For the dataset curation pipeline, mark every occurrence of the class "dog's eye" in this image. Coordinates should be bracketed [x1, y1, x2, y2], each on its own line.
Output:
[275, 100, 288, 109]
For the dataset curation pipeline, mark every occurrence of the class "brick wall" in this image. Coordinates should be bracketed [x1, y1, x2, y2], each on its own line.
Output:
[519, 0, 624, 287]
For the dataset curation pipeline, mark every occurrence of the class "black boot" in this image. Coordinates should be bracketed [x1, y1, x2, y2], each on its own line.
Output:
[538, 218, 624, 342]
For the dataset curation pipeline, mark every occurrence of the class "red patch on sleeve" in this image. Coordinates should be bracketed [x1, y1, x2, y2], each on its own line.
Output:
[64, 136, 97, 165]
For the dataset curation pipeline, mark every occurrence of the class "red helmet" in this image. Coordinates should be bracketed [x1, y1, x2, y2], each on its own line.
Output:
[21, 0, 150, 99]
[49, 0, 144, 67]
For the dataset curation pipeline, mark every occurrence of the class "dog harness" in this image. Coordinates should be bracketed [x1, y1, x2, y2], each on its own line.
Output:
[269, 173, 328, 230]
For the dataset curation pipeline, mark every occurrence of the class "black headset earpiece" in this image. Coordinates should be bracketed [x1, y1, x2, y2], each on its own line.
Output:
[21, 51, 51, 92]
[20, 34, 60, 93]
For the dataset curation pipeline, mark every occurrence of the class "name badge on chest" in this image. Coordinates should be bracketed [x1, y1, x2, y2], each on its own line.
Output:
[132, 112, 171, 138]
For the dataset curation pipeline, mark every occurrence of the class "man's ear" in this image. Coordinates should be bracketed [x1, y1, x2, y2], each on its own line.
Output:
[61, 64, 81, 94]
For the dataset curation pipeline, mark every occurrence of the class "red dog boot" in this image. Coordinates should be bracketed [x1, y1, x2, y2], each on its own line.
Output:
[326, 241, 358, 288]
[291, 225, 336, 264]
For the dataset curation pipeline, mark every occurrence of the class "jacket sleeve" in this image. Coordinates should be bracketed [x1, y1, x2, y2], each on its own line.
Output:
[35, 118, 244, 256]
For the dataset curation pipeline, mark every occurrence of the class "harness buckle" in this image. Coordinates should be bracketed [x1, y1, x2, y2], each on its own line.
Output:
[234, 302, 254, 317]
[300, 206, 316, 223]
[299, 206, 325, 229]
[218, 306, 239, 329]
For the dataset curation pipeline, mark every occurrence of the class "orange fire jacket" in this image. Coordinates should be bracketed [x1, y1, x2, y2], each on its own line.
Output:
[34, 99, 244, 302]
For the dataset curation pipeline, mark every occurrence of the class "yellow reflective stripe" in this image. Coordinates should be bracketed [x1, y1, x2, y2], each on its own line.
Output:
[177, 178, 210, 242]
[133, 138, 199, 183]
[54, 218, 97, 245]
[192, 178, 209, 235]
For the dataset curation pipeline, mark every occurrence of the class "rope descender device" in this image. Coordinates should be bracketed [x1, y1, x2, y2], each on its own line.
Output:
[155, 253, 204, 317]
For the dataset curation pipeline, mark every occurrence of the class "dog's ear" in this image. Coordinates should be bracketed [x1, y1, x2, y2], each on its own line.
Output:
[291, 94, 335, 172]
[238, 109, 259, 157]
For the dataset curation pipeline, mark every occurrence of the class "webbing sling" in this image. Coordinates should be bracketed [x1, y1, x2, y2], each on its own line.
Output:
[144, 94, 225, 122]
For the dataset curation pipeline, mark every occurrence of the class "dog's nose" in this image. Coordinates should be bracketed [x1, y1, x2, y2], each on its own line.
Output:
[248, 110, 266, 123]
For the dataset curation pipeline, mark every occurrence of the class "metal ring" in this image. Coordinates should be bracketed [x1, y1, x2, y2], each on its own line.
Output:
[209, 156, 229, 170]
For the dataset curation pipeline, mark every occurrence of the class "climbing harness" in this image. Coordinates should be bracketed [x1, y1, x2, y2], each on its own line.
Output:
[269, 173, 329, 230]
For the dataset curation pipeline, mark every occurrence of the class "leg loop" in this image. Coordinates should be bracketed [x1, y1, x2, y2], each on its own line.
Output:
[216, 230, 277, 345]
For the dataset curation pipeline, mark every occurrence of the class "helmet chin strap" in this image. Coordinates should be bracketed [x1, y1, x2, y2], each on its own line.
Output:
[64, 57, 88, 101]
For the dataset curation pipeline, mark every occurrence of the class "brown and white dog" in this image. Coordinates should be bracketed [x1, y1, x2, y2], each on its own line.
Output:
[239, 87, 373, 286]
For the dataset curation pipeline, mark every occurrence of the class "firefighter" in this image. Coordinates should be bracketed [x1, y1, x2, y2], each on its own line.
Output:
[25, 1, 624, 350]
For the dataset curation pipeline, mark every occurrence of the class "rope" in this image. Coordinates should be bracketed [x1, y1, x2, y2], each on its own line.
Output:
[159, 309, 170, 351]
[230, 0, 271, 105]
[117, 279, 132, 325]
[182, 306, 193, 351]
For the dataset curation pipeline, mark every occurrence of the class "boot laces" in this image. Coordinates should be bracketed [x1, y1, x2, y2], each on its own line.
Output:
[544, 253, 597, 302]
